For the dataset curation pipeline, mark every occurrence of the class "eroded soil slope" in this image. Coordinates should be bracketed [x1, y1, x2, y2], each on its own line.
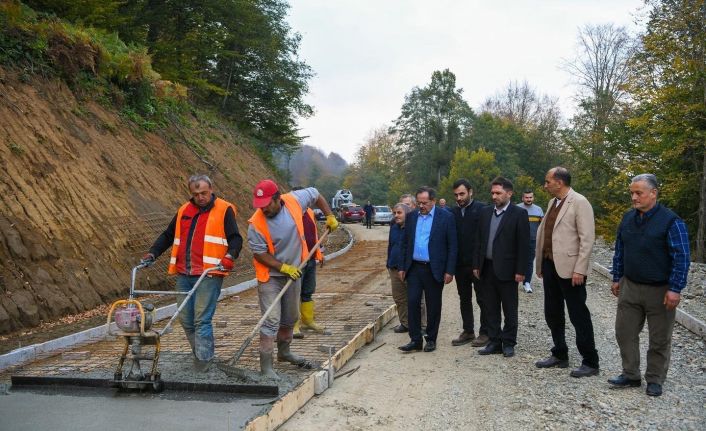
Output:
[0, 66, 275, 334]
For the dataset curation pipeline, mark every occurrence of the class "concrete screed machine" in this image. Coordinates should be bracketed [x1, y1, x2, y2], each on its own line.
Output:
[105, 260, 223, 392]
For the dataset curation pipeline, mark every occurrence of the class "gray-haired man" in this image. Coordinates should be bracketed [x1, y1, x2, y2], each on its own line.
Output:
[609, 174, 691, 397]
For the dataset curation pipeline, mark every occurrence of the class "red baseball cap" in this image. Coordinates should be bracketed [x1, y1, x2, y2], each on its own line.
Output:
[252, 179, 279, 208]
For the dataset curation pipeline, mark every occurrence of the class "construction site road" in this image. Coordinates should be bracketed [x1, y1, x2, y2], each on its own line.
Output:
[283, 223, 705, 431]
[0, 222, 394, 430]
[2, 222, 704, 430]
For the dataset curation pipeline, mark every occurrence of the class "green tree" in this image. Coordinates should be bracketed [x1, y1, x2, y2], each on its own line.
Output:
[26, 0, 314, 151]
[628, 0, 706, 261]
[392, 69, 475, 187]
[464, 113, 527, 181]
[439, 147, 500, 202]
[313, 174, 341, 203]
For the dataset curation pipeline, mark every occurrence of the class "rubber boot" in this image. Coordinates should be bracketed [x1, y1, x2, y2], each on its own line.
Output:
[259, 334, 279, 379]
[301, 301, 326, 333]
[276, 326, 314, 368]
[277, 340, 309, 367]
[293, 318, 304, 339]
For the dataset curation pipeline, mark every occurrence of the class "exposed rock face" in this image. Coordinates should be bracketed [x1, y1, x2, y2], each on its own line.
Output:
[0, 66, 270, 334]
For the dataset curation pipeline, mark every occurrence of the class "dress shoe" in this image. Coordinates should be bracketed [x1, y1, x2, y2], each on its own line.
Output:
[608, 374, 641, 388]
[423, 340, 436, 352]
[470, 334, 490, 347]
[451, 331, 475, 346]
[398, 341, 423, 352]
[503, 345, 515, 357]
[646, 382, 663, 397]
[570, 364, 600, 378]
[478, 342, 503, 355]
[535, 355, 569, 368]
[393, 324, 409, 333]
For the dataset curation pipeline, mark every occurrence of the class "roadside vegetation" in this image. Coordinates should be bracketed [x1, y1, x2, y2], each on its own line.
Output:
[343, 1, 705, 261]
[0, 0, 311, 166]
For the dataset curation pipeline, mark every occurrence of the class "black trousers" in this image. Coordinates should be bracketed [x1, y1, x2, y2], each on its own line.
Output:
[455, 265, 487, 336]
[407, 262, 444, 344]
[479, 259, 518, 346]
[365, 215, 372, 228]
[541, 258, 600, 368]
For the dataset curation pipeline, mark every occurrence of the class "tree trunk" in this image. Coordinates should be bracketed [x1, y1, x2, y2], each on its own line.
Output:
[697, 49, 706, 263]
[696, 137, 706, 262]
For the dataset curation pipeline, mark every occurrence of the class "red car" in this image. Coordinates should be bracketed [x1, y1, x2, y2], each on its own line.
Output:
[338, 203, 365, 223]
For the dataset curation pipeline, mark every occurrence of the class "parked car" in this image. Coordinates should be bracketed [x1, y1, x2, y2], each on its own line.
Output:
[312, 208, 325, 221]
[373, 206, 393, 225]
[338, 203, 365, 223]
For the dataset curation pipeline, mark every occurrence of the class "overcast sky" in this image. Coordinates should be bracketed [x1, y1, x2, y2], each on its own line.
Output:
[288, 0, 645, 163]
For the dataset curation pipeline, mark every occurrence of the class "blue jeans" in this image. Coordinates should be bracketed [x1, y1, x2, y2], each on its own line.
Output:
[176, 274, 223, 362]
[300, 260, 317, 302]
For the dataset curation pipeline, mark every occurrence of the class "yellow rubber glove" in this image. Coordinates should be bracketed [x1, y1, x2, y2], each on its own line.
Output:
[325, 214, 339, 232]
[280, 263, 302, 280]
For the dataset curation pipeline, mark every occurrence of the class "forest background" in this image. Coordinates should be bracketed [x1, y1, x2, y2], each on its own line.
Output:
[342, 1, 705, 262]
[1, 0, 704, 262]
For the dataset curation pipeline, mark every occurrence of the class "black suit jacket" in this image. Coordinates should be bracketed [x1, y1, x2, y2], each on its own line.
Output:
[473, 204, 530, 281]
[452, 200, 486, 267]
[401, 208, 458, 283]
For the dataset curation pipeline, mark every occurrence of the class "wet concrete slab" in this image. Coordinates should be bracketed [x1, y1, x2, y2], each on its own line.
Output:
[1, 232, 394, 430]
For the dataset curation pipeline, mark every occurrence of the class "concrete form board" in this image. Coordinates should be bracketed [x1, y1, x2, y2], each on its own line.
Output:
[593, 262, 706, 340]
[245, 303, 397, 431]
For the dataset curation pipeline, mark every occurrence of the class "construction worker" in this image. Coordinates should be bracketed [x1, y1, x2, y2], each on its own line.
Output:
[291, 187, 326, 339]
[247, 180, 338, 378]
[144, 174, 242, 372]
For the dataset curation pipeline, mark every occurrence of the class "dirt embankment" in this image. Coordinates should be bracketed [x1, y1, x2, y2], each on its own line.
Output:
[0, 66, 277, 335]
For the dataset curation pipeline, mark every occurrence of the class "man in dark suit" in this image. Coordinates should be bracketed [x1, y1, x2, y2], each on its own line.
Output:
[398, 186, 458, 353]
[473, 177, 530, 358]
[450, 179, 488, 347]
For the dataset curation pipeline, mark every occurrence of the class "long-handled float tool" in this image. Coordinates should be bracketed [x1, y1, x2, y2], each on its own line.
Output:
[218, 229, 330, 378]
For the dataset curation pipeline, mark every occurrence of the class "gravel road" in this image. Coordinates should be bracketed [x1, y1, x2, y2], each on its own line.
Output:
[282, 224, 706, 431]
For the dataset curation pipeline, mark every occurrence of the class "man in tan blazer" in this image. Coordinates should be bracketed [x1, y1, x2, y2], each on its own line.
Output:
[534, 167, 600, 378]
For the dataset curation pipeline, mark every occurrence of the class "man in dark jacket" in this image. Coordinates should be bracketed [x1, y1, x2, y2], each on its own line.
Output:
[473, 177, 530, 358]
[387, 203, 413, 332]
[398, 186, 457, 353]
[450, 179, 488, 347]
[363, 201, 375, 229]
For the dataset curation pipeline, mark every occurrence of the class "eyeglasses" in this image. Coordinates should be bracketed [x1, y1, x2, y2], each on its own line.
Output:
[417, 200, 433, 207]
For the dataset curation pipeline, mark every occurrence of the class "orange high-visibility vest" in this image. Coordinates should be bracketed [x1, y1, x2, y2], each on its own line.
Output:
[249, 194, 308, 282]
[168, 197, 237, 276]
[306, 208, 323, 261]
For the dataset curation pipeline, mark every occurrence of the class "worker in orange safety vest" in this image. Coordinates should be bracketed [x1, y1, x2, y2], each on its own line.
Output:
[144, 174, 242, 372]
[247, 180, 338, 378]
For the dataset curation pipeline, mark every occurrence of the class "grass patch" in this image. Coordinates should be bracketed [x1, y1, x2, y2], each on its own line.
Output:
[7, 140, 24, 155]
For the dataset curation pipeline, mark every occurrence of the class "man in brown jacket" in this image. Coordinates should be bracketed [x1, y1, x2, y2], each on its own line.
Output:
[534, 167, 600, 378]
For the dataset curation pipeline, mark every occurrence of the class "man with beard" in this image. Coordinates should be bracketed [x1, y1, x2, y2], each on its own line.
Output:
[473, 177, 529, 358]
[450, 179, 488, 347]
